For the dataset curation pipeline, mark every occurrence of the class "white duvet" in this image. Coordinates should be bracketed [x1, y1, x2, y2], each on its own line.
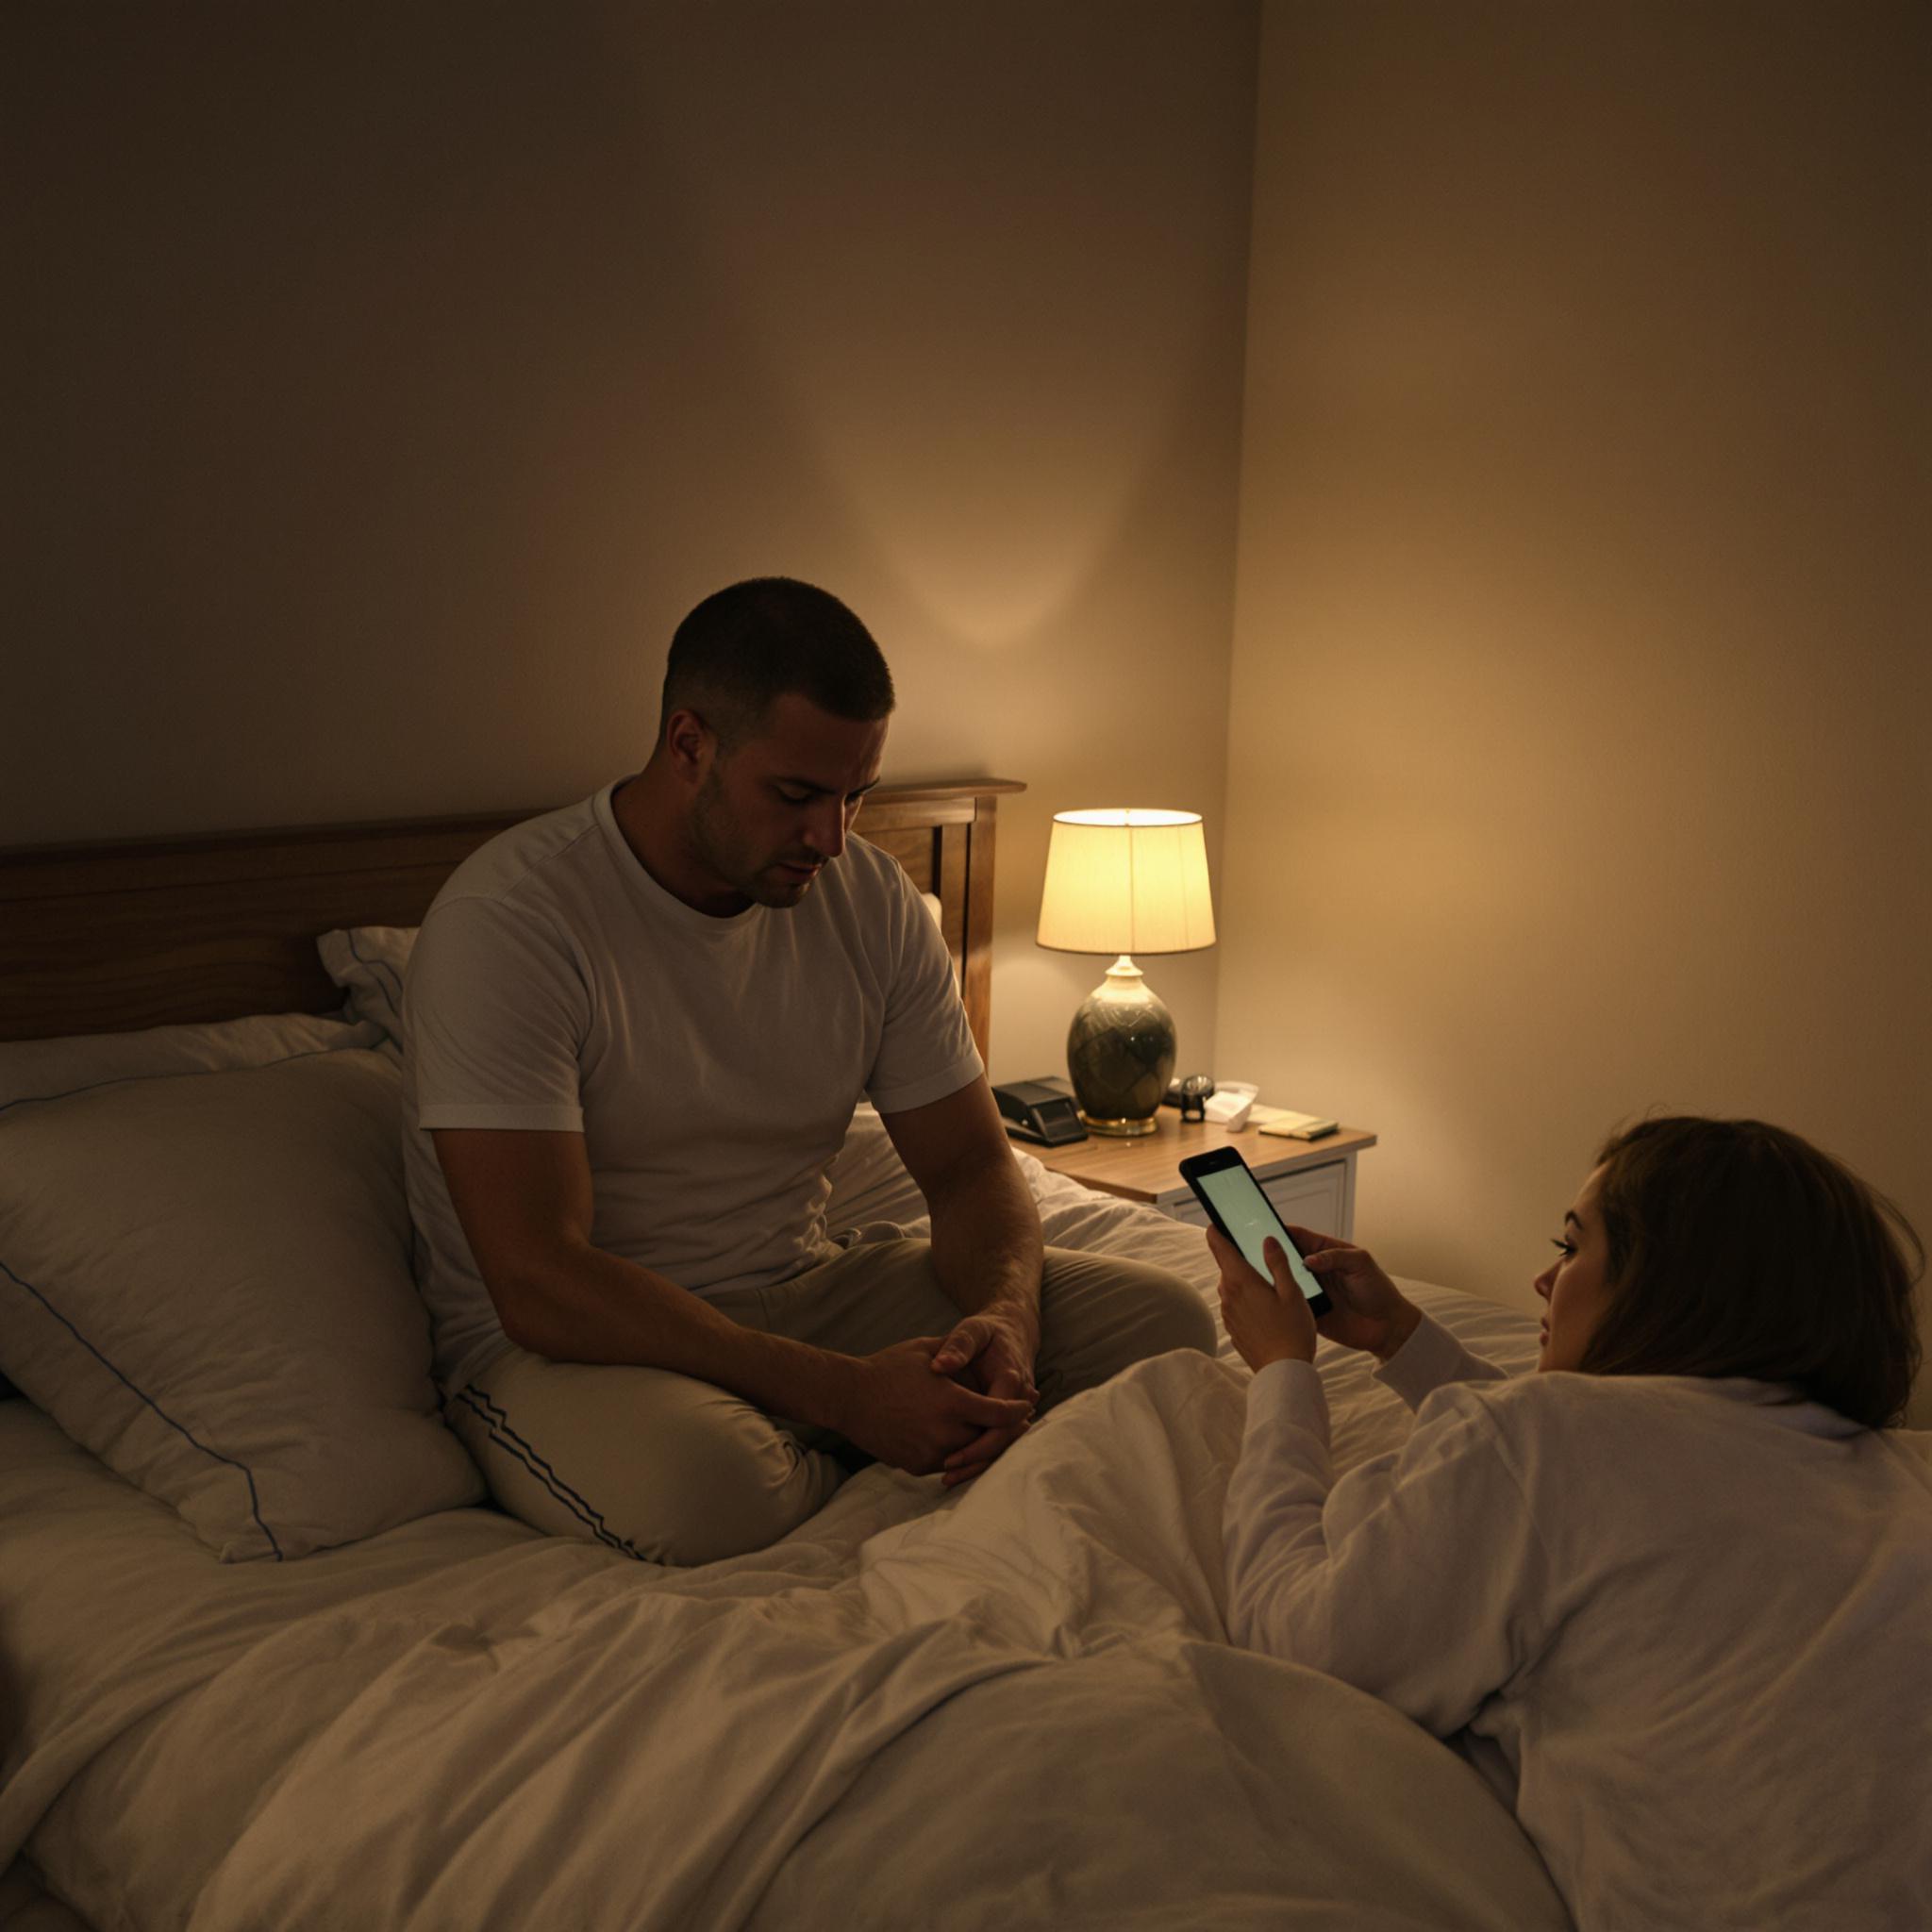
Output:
[2, 1159, 1568, 1932]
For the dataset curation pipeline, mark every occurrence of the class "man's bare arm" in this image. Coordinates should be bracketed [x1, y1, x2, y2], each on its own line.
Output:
[881, 1079, 1044, 1483]
[882, 1078, 1044, 1337]
[431, 1127, 1027, 1474]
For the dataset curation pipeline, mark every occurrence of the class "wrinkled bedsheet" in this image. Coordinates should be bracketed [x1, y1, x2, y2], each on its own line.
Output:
[2, 1160, 1568, 1930]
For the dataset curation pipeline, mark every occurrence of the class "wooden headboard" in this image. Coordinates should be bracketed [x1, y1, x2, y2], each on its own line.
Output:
[0, 778, 1024, 1059]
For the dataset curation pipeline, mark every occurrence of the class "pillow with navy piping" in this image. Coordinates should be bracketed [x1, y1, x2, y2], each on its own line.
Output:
[0, 1048, 483, 1558]
[0, 1012, 385, 1407]
[316, 925, 415, 1059]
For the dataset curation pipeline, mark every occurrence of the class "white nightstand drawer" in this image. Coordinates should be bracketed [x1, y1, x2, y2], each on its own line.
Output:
[1162, 1159, 1348, 1241]
[1023, 1122, 1373, 1242]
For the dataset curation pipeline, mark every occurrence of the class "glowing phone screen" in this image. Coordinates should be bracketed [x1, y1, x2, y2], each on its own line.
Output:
[1195, 1165, 1326, 1305]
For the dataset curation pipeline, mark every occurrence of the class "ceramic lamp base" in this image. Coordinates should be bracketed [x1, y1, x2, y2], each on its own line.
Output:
[1066, 956, 1176, 1137]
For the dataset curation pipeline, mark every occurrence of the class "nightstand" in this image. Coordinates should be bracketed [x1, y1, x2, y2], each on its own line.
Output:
[1018, 1115, 1376, 1241]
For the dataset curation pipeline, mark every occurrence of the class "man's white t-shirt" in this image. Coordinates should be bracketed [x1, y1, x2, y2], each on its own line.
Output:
[402, 782, 984, 1395]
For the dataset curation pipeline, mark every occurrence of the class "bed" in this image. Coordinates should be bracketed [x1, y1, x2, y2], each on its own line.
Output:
[0, 781, 1571, 1932]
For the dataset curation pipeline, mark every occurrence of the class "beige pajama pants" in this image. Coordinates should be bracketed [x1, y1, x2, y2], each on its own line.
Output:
[445, 1229, 1216, 1566]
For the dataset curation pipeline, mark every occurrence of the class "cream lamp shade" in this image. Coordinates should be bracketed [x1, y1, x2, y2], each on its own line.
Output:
[1035, 808, 1216, 956]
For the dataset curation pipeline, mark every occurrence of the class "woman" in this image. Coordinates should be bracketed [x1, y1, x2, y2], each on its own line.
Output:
[1212, 1115, 1929, 1931]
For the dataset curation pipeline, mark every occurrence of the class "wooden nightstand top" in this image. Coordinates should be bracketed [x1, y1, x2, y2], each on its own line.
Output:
[1015, 1114, 1377, 1205]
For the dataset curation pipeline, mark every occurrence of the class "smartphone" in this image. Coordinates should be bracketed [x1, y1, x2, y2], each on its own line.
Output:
[1177, 1146, 1332, 1315]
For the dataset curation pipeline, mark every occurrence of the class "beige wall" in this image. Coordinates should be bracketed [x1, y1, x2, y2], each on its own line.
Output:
[1222, 1, 1931, 1418]
[1, 2, 1257, 1085]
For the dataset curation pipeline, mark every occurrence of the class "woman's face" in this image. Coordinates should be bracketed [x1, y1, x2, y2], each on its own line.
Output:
[1534, 1164, 1617, 1372]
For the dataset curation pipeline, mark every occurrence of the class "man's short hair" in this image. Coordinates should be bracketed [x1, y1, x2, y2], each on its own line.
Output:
[658, 577, 895, 750]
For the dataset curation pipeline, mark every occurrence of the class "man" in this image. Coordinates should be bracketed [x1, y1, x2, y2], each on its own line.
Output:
[404, 576, 1214, 1564]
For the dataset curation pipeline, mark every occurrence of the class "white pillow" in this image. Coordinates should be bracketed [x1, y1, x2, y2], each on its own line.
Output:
[0, 1009, 386, 1109]
[0, 1049, 483, 1559]
[0, 1011, 385, 1407]
[317, 925, 415, 1057]
[824, 1104, 928, 1228]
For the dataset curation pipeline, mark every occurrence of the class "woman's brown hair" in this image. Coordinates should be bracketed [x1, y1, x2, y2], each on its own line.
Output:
[1578, 1117, 1924, 1428]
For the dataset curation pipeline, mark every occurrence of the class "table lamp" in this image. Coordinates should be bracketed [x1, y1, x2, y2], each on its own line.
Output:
[1035, 808, 1216, 1136]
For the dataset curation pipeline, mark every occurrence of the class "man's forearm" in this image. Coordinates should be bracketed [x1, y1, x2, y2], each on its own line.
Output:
[924, 1154, 1044, 1335]
[493, 1244, 858, 1433]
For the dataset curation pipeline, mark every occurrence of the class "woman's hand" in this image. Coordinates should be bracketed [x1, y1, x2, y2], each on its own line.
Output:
[1210, 1229, 1319, 1372]
[1281, 1224, 1423, 1363]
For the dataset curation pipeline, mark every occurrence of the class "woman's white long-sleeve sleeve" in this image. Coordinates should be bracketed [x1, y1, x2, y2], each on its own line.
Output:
[1222, 1316, 1932, 1929]
[1223, 1343, 1552, 1733]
